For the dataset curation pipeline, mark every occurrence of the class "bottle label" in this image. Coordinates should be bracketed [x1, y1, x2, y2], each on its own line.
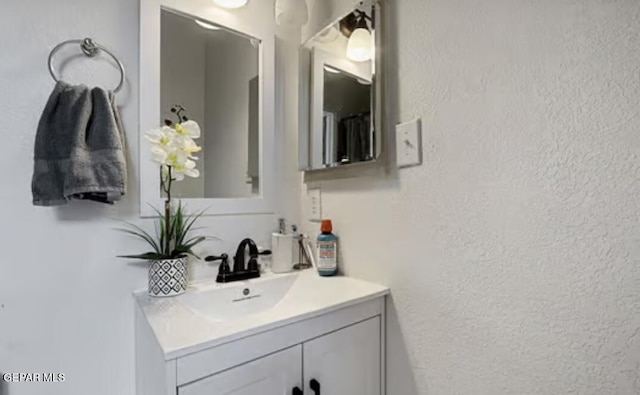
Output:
[317, 240, 337, 269]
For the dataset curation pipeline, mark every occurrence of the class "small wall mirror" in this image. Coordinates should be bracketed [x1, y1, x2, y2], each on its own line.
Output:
[299, 0, 383, 171]
[140, 0, 275, 217]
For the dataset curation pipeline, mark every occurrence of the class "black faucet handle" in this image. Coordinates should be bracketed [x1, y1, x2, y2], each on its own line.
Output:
[247, 257, 259, 272]
[205, 253, 228, 262]
[206, 254, 230, 276]
[219, 260, 231, 275]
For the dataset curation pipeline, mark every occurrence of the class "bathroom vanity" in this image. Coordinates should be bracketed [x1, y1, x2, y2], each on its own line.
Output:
[134, 270, 389, 395]
[135, 0, 390, 391]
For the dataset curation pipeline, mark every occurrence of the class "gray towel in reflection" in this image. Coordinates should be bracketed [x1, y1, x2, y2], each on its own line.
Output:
[32, 81, 127, 206]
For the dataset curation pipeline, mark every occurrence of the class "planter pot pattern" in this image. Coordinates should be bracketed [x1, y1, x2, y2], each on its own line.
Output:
[149, 257, 188, 297]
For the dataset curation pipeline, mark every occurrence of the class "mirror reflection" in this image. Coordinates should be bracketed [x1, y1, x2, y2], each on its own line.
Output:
[304, 1, 378, 169]
[161, 9, 260, 198]
[323, 69, 372, 165]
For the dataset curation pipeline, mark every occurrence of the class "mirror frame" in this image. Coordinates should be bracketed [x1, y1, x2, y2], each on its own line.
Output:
[139, 0, 275, 217]
[298, 0, 385, 172]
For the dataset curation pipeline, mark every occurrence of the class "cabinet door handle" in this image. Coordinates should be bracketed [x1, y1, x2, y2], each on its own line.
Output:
[292, 387, 303, 395]
[309, 379, 321, 394]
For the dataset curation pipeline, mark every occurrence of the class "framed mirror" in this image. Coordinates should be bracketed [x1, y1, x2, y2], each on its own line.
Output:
[140, 0, 275, 217]
[299, 0, 384, 171]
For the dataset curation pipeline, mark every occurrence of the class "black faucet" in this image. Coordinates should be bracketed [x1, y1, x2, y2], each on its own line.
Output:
[233, 238, 259, 274]
[206, 238, 269, 283]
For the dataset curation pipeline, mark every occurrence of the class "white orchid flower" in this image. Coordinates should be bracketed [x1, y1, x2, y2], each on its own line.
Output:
[180, 137, 202, 159]
[145, 126, 174, 147]
[165, 149, 189, 167]
[174, 120, 201, 139]
[146, 119, 202, 186]
[147, 127, 178, 166]
[171, 160, 200, 181]
[150, 146, 169, 165]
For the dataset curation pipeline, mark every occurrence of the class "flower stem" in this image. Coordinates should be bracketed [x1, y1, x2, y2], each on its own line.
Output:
[164, 166, 173, 256]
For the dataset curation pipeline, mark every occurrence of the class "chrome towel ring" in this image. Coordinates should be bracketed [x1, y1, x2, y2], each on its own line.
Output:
[48, 38, 125, 93]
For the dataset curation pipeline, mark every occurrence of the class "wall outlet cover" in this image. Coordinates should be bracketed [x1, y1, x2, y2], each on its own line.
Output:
[307, 188, 322, 222]
[396, 119, 422, 168]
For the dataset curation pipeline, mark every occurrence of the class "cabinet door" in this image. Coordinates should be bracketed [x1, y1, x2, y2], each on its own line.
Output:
[303, 317, 381, 395]
[179, 345, 302, 395]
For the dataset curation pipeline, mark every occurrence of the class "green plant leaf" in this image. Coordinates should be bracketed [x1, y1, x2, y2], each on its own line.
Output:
[114, 224, 160, 254]
[172, 202, 184, 247]
[158, 216, 166, 255]
[177, 208, 207, 247]
[146, 204, 167, 255]
[172, 248, 189, 256]
[180, 236, 206, 253]
[117, 252, 167, 260]
[147, 203, 164, 217]
[171, 247, 198, 259]
[154, 218, 161, 244]
[173, 235, 205, 255]
[122, 202, 211, 261]
[183, 235, 206, 246]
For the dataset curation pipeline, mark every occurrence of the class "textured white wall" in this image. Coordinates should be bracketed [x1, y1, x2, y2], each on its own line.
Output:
[0, 0, 300, 394]
[302, 0, 640, 393]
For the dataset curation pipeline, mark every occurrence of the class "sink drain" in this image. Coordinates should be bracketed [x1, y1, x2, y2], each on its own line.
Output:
[243, 288, 250, 296]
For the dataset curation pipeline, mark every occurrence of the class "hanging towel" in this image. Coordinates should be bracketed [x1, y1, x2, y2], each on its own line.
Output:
[32, 81, 127, 206]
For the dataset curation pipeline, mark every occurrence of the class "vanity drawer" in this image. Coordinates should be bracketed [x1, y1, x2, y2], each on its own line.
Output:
[176, 297, 384, 386]
[179, 317, 381, 395]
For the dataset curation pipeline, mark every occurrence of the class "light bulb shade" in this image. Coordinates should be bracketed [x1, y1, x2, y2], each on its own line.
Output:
[213, 0, 248, 9]
[346, 28, 372, 62]
[275, 0, 308, 27]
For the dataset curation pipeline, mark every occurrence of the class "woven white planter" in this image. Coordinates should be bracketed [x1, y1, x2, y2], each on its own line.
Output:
[148, 257, 188, 297]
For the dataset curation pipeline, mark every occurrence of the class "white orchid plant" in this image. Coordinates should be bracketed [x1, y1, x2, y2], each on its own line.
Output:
[147, 106, 202, 195]
[118, 105, 208, 261]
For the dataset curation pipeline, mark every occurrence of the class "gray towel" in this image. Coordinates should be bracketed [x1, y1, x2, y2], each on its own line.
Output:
[32, 81, 127, 206]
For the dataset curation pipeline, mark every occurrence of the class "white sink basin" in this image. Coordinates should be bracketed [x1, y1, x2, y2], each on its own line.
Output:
[136, 270, 389, 358]
[179, 273, 298, 321]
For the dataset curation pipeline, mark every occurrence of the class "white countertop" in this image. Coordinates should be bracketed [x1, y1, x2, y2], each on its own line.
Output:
[134, 270, 389, 360]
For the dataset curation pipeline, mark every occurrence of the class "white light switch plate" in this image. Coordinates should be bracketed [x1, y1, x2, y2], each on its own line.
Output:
[307, 188, 322, 222]
[396, 119, 422, 168]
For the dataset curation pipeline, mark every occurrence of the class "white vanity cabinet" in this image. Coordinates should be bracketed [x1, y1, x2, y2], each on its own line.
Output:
[178, 316, 380, 395]
[179, 345, 303, 395]
[303, 317, 381, 395]
[135, 278, 388, 395]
